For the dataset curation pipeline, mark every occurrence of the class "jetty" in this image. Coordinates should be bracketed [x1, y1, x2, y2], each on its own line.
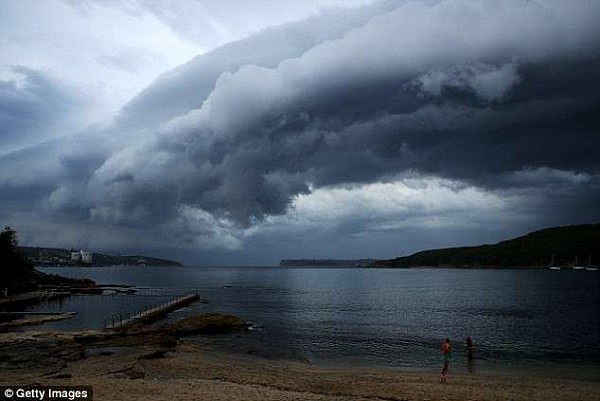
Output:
[104, 292, 200, 328]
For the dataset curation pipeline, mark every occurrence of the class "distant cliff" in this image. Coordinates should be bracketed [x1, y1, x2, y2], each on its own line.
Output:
[370, 224, 600, 268]
[280, 259, 375, 267]
[19, 247, 182, 267]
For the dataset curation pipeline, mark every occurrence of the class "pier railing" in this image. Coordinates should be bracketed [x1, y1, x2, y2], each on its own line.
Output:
[107, 287, 203, 297]
[102, 288, 200, 329]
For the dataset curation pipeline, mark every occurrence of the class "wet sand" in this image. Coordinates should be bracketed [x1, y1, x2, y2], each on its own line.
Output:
[1, 339, 598, 401]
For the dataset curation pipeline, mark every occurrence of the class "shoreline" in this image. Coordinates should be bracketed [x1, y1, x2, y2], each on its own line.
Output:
[192, 334, 600, 383]
[1, 337, 598, 401]
[1, 307, 598, 400]
[3, 267, 597, 400]
[5, 273, 598, 379]
[4, 321, 599, 382]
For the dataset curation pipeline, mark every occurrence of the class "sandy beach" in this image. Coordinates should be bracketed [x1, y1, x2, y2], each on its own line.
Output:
[1, 336, 599, 401]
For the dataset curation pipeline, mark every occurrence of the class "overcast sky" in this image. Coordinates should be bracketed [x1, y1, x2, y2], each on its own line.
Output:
[1, 0, 599, 265]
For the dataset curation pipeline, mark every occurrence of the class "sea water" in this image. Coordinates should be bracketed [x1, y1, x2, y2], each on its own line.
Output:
[19, 266, 600, 373]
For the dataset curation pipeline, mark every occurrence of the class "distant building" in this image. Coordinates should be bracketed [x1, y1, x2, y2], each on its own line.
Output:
[80, 250, 92, 264]
[71, 250, 92, 264]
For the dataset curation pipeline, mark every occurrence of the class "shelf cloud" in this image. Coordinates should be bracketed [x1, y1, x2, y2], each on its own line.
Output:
[1, 0, 599, 262]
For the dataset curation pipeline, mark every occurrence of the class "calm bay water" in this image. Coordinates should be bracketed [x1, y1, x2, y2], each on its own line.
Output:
[22, 267, 600, 372]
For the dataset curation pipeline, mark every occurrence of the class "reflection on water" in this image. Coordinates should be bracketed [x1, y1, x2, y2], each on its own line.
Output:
[19, 266, 600, 371]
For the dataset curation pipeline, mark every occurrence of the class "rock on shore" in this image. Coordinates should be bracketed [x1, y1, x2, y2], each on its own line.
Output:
[0, 313, 248, 371]
[171, 313, 248, 335]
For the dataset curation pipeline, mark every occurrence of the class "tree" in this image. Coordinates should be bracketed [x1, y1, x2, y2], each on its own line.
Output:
[0, 226, 33, 291]
[0, 226, 96, 295]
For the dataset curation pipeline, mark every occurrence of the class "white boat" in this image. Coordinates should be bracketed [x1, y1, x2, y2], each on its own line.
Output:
[585, 254, 598, 272]
[584, 255, 597, 271]
[572, 255, 585, 270]
[548, 254, 561, 270]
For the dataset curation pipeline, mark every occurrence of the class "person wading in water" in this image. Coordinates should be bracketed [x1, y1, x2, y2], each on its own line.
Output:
[465, 336, 475, 372]
[466, 337, 474, 360]
[440, 338, 452, 383]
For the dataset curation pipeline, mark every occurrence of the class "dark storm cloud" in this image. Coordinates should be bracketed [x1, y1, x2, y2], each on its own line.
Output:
[0, 66, 81, 153]
[97, 0, 599, 226]
[2, 0, 600, 252]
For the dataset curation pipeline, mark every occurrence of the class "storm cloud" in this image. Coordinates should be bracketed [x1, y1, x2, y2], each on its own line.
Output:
[1, 0, 599, 262]
[0, 67, 83, 153]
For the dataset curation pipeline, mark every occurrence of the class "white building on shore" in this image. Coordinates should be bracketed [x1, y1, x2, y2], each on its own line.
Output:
[80, 250, 92, 264]
[71, 250, 93, 264]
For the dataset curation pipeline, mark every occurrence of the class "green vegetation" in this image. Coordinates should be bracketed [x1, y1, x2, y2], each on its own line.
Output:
[18, 246, 182, 267]
[0, 226, 96, 295]
[371, 224, 600, 268]
[0, 226, 35, 293]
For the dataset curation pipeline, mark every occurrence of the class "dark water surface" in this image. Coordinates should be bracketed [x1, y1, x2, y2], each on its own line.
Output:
[23, 267, 600, 372]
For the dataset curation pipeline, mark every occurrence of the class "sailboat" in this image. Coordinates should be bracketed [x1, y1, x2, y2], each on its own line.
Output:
[585, 254, 598, 271]
[548, 254, 561, 270]
[572, 255, 585, 270]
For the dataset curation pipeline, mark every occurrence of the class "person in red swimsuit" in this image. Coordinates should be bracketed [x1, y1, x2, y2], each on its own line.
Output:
[440, 338, 451, 383]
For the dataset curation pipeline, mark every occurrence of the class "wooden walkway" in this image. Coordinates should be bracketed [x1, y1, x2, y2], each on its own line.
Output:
[105, 293, 200, 328]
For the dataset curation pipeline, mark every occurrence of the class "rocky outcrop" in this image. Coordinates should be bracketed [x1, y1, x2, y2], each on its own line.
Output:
[0, 312, 75, 329]
[0, 313, 248, 371]
[171, 313, 248, 335]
